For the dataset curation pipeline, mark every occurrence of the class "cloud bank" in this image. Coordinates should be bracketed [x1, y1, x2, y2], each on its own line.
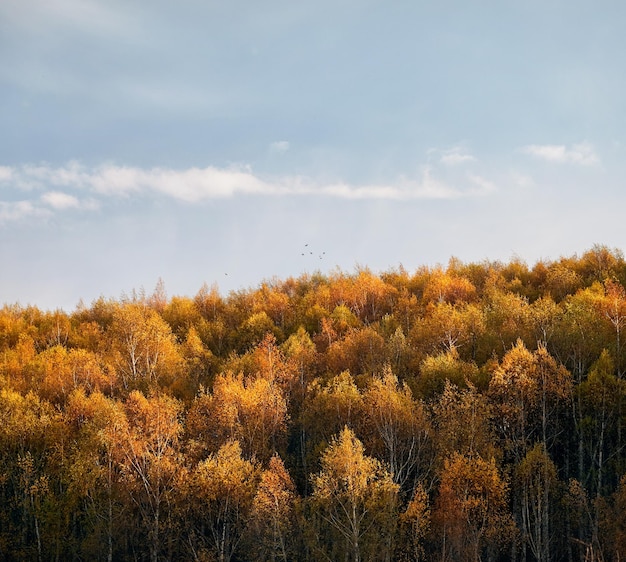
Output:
[0, 161, 496, 222]
[522, 142, 599, 165]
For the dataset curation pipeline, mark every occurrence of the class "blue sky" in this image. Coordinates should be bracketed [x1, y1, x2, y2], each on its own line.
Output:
[1, 0, 626, 310]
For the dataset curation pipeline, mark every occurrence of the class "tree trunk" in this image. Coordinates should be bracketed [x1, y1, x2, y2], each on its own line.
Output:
[151, 505, 159, 562]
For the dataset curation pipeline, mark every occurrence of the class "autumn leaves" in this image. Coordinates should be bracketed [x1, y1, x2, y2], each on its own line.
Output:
[4, 246, 626, 559]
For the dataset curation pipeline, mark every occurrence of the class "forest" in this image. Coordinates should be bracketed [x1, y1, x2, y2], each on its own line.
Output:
[3, 245, 626, 561]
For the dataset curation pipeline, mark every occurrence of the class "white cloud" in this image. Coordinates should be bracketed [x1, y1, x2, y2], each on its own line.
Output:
[317, 182, 416, 200]
[0, 162, 498, 211]
[522, 142, 599, 165]
[85, 165, 146, 196]
[0, 200, 50, 222]
[440, 148, 476, 166]
[41, 191, 80, 209]
[0, 167, 14, 183]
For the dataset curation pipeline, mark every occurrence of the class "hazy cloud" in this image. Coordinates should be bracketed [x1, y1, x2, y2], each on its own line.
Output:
[509, 172, 535, 189]
[0, 200, 50, 222]
[0, 0, 137, 40]
[41, 191, 80, 209]
[522, 142, 599, 165]
[467, 174, 497, 195]
[39, 191, 101, 211]
[0, 162, 497, 215]
[0, 166, 13, 182]
[269, 141, 290, 154]
[440, 148, 477, 166]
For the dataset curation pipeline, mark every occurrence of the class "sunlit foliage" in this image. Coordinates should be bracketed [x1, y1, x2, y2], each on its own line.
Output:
[2, 247, 626, 560]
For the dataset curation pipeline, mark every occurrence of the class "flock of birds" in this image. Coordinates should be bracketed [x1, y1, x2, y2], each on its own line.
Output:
[301, 243, 326, 260]
[224, 243, 326, 277]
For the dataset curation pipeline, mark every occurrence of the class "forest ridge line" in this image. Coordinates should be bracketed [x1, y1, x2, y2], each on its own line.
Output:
[2, 244, 626, 561]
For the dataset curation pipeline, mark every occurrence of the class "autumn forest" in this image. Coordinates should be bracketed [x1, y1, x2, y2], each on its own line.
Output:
[4, 246, 626, 561]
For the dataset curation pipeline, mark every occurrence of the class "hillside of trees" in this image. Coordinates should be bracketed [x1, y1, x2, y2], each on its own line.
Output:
[4, 245, 626, 561]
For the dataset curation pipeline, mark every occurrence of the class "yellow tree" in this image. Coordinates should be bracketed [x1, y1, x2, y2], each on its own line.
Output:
[328, 304, 361, 338]
[516, 444, 559, 562]
[579, 244, 624, 284]
[189, 370, 288, 463]
[310, 427, 399, 562]
[489, 340, 571, 462]
[253, 282, 293, 331]
[65, 389, 126, 562]
[109, 303, 183, 390]
[552, 283, 608, 383]
[177, 326, 215, 397]
[482, 284, 531, 356]
[434, 452, 515, 562]
[0, 304, 33, 351]
[489, 340, 539, 463]
[394, 288, 421, 336]
[326, 326, 386, 376]
[363, 365, 432, 496]
[544, 262, 582, 302]
[194, 282, 225, 322]
[249, 333, 298, 395]
[411, 302, 468, 356]
[281, 327, 318, 487]
[415, 349, 479, 400]
[246, 454, 298, 562]
[301, 371, 365, 452]
[432, 381, 497, 464]
[578, 350, 624, 498]
[281, 326, 318, 405]
[345, 268, 397, 324]
[161, 295, 201, 341]
[0, 333, 36, 393]
[236, 311, 281, 351]
[398, 483, 431, 562]
[602, 279, 626, 377]
[552, 285, 611, 482]
[189, 440, 260, 562]
[421, 268, 478, 305]
[0, 388, 58, 560]
[109, 391, 184, 562]
[28, 345, 111, 404]
[528, 295, 562, 348]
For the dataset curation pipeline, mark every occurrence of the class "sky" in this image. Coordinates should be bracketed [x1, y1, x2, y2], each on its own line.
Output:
[1, 0, 626, 311]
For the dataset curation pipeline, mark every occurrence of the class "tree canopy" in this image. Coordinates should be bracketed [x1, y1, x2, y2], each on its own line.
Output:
[2, 246, 626, 560]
